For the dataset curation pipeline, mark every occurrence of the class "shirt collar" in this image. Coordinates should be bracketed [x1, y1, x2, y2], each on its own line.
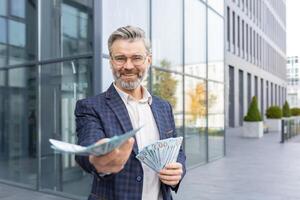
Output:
[113, 83, 152, 105]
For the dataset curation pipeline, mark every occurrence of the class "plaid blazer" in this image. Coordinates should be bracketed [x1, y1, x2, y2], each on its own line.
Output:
[75, 84, 186, 200]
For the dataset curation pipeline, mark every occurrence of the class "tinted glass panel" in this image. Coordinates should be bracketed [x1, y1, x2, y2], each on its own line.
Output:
[0, 17, 6, 43]
[40, 0, 93, 59]
[0, 0, 6, 16]
[103, 0, 149, 55]
[208, 10, 224, 82]
[0, 66, 37, 188]
[185, 76, 207, 166]
[40, 59, 91, 197]
[185, 0, 206, 78]
[207, 81, 224, 161]
[152, 68, 183, 136]
[152, 0, 183, 72]
[11, 0, 25, 18]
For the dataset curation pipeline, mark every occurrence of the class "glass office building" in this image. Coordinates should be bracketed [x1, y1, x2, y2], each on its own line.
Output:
[0, 0, 225, 198]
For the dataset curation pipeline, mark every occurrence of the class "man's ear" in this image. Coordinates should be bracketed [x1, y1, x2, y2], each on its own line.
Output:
[147, 54, 152, 64]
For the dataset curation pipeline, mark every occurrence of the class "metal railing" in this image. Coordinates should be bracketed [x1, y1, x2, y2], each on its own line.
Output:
[281, 117, 300, 143]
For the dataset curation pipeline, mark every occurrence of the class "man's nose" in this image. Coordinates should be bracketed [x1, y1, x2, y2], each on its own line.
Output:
[123, 58, 135, 69]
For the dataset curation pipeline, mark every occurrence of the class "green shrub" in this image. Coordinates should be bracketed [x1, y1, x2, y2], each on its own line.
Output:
[266, 106, 282, 119]
[244, 96, 262, 121]
[282, 101, 291, 117]
[291, 108, 300, 116]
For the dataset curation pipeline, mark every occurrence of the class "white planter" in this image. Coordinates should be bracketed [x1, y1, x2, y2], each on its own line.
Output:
[265, 119, 282, 132]
[242, 121, 263, 138]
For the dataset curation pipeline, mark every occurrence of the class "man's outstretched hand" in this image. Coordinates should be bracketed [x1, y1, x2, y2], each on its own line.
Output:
[89, 137, 135, 174]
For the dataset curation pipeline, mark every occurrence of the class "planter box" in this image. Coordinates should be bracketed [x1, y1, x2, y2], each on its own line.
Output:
[242, 121, 263, 138]
[265, 118, 282, 132]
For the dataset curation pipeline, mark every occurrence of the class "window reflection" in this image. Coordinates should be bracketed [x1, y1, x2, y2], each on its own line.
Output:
[9, 20, 25, 47]
[152, 0, 183, 72]
[152, 68, 183, 135]
[40, 0, 92, 60]
[102, 0, 149, 55]
[185, 76, 207, 166]
[11, 0, 25, 18]
[0, 18, 6, 44]
[185, 0, 206, 78]
[207, 81, 224, 160]
[0, 66, 37, 187]
[208, 10, 224, 82]
[40, 59, 91, 197]
[0, 0, 7, 16]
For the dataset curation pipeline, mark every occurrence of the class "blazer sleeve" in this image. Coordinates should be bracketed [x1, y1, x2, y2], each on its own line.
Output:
[74, 99, 105, 174]
[167, 102, 187, 193]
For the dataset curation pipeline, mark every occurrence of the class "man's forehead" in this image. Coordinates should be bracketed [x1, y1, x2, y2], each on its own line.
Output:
[110, 39, 147, 54]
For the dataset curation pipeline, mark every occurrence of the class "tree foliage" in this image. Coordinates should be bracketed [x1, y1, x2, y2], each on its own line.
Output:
[244, 96, 262, 121]
[266, 106, 282, 119]
[152, 59, 178, 108]
[282, 101, 291, 117]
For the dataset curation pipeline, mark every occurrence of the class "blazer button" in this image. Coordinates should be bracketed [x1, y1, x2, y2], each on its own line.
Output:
[136, 176, 142, 182]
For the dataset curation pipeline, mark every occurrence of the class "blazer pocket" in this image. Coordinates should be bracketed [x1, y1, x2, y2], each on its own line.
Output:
[165, 129, 174, 136]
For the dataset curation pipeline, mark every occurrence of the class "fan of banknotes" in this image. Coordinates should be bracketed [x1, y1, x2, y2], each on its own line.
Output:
[136, 137, 183, 172]
[49, 127, 141, 156]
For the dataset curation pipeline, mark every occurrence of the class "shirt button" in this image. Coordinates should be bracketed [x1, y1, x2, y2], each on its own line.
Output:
[136, 176, 142, 182]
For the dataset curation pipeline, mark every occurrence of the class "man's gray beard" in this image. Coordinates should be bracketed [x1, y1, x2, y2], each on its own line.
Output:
[113, 72, 145, 90]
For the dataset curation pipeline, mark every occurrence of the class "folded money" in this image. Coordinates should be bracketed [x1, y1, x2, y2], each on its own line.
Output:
[49, 127, 142, 156]
[136, 137, 183, 172]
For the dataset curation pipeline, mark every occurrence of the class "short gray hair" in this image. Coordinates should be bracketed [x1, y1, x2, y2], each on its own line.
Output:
[108, 25, 151, 55]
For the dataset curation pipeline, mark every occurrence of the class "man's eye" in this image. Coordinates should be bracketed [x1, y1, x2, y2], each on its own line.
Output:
[132, 56, 143, 60]
[114, 56, 126, 61]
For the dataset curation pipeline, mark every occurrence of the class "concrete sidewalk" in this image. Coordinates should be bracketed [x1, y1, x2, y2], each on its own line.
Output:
[1, 128, 300, 200]
[174, 128, 300, 200]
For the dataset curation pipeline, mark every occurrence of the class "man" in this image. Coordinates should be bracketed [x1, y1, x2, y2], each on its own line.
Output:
[75, 25, 186, 200]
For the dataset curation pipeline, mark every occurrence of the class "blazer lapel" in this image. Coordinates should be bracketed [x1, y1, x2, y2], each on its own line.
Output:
[150, 98, 167, 140]
[105, 84, 139, 154]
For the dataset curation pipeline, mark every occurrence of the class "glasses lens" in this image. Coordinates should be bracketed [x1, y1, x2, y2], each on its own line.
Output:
[131, 55, 145, 65]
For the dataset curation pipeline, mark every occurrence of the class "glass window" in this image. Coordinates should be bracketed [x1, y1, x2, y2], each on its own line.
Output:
[152, 0, 183, 72]
[207, 81, 224, 161]
[103, 0, 149, 55]
[152, 68, 183, 135]
[9, 20, 25, 47]
[102, 58, 115, 91]
[11, 0, 25, 18]
[40, 0, 93, 60]
[184, 76, 207, 166]
[207, 0, 224, 15]
[185, 0, 206, 78]
[0, 17, 6, 43]
[0, 66, 37, 188]
[208, 10, 224, 82]
[40, 59, 91, 197]
[0, 0, 6, 16]
[0, 44, 6, 67]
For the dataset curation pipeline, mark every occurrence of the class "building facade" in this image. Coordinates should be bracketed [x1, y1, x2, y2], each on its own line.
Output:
[0, 0, 225, 198]
[225, 0, 287, 127]
[287, 56, 300, 107]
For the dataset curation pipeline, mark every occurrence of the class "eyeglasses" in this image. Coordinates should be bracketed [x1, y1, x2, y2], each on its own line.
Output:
[111, 54, 147, 66]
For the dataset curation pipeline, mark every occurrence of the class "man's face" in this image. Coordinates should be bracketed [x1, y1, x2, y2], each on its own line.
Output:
[110, 39, 151, 90]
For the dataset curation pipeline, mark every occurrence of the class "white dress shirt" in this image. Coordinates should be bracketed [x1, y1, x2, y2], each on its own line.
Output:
[114, 84, 163, 200]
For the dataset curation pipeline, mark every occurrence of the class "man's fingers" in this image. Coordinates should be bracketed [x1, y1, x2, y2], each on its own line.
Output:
[119, 137, 135, 151]
[159, 174, 181, 182]
[164, 162, 182, 169]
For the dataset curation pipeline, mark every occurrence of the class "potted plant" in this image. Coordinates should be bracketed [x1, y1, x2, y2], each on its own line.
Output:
[282, 101, 291, 118]
[291, 107, 300, 116]
[265, 106, 282, 132]
[243, 96, 263, 138]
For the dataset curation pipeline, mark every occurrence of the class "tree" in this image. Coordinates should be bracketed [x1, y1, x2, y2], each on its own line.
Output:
[244, 96, 262, 121]
[152, 59, 178, 108]
[282, 101, 291, 117]
[187, 83, 217, 123]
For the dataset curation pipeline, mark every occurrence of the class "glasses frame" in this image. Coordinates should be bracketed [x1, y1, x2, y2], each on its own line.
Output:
[110, 54, 149, 66]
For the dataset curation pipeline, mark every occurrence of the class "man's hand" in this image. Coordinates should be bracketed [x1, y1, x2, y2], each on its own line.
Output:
[158, 162, 183, 187]
[89, 137, 135, 174]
